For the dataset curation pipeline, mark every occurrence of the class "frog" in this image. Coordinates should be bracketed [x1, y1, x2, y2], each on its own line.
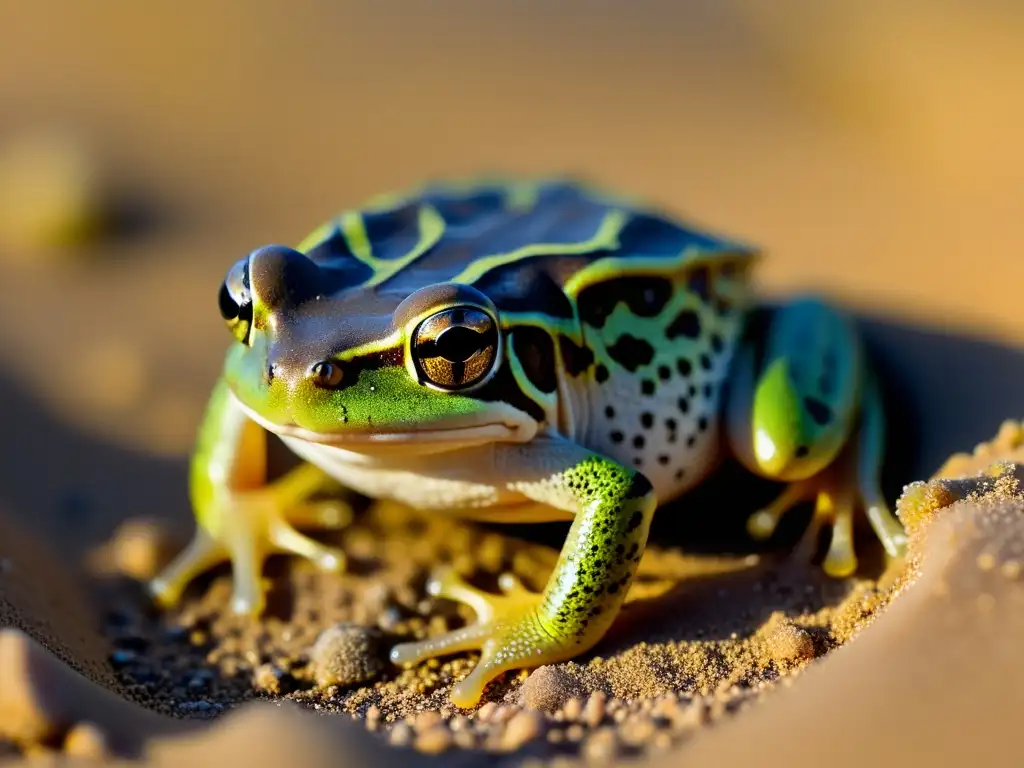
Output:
[148, 178, 907, 707]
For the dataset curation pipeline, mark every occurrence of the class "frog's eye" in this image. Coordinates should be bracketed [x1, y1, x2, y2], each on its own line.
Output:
[412, 306, 499, 390]
[219, 260, 253, 345]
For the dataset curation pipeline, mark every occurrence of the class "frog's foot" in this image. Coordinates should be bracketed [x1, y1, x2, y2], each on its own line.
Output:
[390, 567, 572, 708]
[747, 465, 907, 578]
[148, 464, 350, 616]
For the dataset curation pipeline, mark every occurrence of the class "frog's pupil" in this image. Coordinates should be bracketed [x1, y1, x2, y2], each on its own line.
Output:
[435, 325, 486, 363]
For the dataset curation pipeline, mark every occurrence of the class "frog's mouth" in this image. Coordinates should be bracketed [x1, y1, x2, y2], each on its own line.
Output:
[232, 392, 535, 452]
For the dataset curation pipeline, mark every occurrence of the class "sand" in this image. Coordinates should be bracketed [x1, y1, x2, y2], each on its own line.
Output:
[1, 2, 1023, 766]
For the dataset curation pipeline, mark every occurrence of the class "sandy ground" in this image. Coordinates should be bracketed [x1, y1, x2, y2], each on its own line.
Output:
[1, 1, 1023, 766]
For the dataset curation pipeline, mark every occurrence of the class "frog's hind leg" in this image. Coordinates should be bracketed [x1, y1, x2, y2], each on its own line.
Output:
[726, 298, 907, 576]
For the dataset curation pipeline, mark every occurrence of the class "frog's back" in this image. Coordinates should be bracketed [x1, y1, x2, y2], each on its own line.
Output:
[299, 178, 758, 499]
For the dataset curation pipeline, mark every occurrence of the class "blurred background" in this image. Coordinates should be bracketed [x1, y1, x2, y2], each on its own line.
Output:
[0, 1, 1022, 549]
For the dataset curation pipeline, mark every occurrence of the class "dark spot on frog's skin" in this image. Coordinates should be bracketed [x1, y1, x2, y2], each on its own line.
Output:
[819, 350, 839, 397]
[657, 454, 670, 466]
[666, 309, 701, 339]
[710, 333, 724, 352]
[606, 334, 655, 372]
[819, 372, 835, 398]
[640, 412, 654, 429]
[605, 405, 616, 419]
[688, 384, 697, 397]
[480, 265, 575, 319]
[699, 354, 712, 371]
[674, 468, 686, 481]
[677, 358, 692, 377]
[698, 416, 709, 432]
[610, 430, 624, 444]
[796, 445, 810, 459]
[559, 335, 595, 376]
[511, 326, 557, 394]
[633, 435, 645, 449]
[577, 276, 673, 328]
[689, 266, 711, 302]
[641, 379, 656, 396]
[687, 435, 697, 448]
[633, 457, 643, 467]
[657, 364, 671, 381]
[677, 397, 690, 414]
[666, 417, 677, 432]
[595, 363, 610, 383]
[626, 510, 644, 531]
[703, 383, 713, 398]
[804, 396, 833, 426]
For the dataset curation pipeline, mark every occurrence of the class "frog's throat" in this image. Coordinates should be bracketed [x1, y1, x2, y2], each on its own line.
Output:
[229, 391, 535, 450]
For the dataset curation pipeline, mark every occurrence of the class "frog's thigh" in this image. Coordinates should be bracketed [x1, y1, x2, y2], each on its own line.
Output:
[390, 437, 657, 708]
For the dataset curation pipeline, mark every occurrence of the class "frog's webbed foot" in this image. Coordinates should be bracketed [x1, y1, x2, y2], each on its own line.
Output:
[746, 450, 907, 578]
[390, 567, 554, 708]
[148, 463, 350, 616]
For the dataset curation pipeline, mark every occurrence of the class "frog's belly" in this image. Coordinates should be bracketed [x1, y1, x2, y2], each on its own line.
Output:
[280, 435, 537, 515]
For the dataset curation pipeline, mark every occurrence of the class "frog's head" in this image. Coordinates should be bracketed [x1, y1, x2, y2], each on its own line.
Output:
[217, 245, 539, 453]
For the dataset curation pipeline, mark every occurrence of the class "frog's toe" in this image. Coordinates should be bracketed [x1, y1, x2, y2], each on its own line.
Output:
[147, 528, 225, 608]
[746, 479, 815, 540]
[267, 520, 345, 573]
[283, 499, 353, 530]
[227, 540, 267, 616]
[391, 567, 576, 707]
[864, 498, 908, 558]
[421, 566, 535, 622]
[818, 492, 858, 578]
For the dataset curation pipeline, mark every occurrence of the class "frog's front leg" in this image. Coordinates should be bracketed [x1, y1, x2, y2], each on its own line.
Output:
[390, 439, 657, 708]
[148, 377, 350, 615]
[725, 298, 907, 576]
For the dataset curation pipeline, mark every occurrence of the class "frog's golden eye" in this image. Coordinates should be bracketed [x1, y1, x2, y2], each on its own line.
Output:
[219, 259, 253, 345]
[412, 306, 499, 390]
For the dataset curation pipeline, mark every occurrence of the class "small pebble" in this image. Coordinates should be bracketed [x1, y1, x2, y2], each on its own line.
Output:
[763, 616, 817, 667]
[520, 665, 584, 712]
[582, 727, 619, 763]
[252, 664, 281, 695]
[411, 710, 443, 731]
[619, 717, 656, 746]
[453, 729, 476, 750]
[389, 722, 413, 746]
[309, 623, 384, 688]
[415, 725, 453, 754]
[562, 697, 583, 722]
[500, 710, 544, 751]
[63, 723, 107, 759]
[582, 691, 607, 728]
[476, 702, 499, 722]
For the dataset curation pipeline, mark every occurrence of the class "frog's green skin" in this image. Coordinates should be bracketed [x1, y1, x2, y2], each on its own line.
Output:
[148, 179, 906, 708]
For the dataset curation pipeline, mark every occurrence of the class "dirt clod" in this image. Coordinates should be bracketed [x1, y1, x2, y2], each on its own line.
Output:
[519, 665, 585, 713]
[308, 623, 385, 689]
